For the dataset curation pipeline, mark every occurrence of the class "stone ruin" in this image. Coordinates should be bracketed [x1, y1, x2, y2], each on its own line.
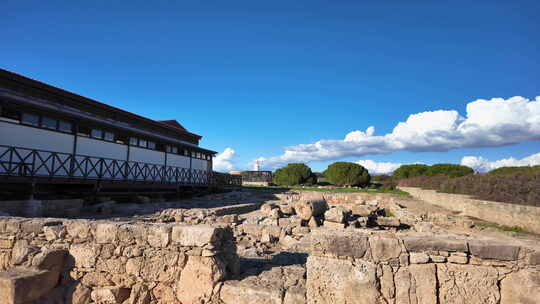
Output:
[0, 190, 539, 303]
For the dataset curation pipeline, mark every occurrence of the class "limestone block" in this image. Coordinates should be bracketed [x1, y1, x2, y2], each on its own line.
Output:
[409, 252, 429, 264]
[65, 283, 92, 304]
[284, 285, 307, 304]
[528, 251, 540, 265]
[66, 220, 92, 239]
[69, 244, 100, 268]
[437, 264, 500, 304]
[152, 283, 178, 304]
[380, 264, 395, 301]
[81, 272, 113, 287]
[43, 225, 66, 241]
[124, 283, 151, 304]
[241, 223, 263, 238]
[324, 207, 348, 223]
[90, 287, 130, 303]
[0, 251, 11, 271]
[0, 238, 15, 249]
[351, 204, 377, 217]
[369, 236, 402, 262]
[11, 240, 36, 266]
[147, 225, 171, 248]
[402, 236, 468, 253]
[447, 254, 468, 264]
[0, 267, 59, 304]
[172, 225, 221, 247]
[375, 217, 401, 227]
[294, 197, 328, 221]
[500, 269, 540, 304]
[95, 223, 118, 244]
[176, 256, 226, 304]
[31, 249, 66, 273]
[280, 204, 295, 215]
[323, 221, 345, 229]
[395, 264, 437, 304]
[310, 230, 369, 259]
[140, 251, 182, 282]
[306, 255, 383, 304]
[469, 241, 520, 261]
[220, 280, 284, 304]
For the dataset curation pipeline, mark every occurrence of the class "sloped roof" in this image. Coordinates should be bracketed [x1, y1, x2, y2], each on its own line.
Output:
[158, 120, 187, 131]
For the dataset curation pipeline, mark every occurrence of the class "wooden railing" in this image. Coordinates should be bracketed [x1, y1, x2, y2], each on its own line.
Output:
[0, 145, 241, 186]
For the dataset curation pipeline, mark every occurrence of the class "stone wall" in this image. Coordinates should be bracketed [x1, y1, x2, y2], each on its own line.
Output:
[306, 230, 540, 304]
[0, 217, 237, 304]
[401, 187, 540, 234]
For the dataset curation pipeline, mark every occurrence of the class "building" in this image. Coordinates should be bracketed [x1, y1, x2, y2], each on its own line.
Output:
[230, 171, 273, 186]
[0, 69, 240, 197]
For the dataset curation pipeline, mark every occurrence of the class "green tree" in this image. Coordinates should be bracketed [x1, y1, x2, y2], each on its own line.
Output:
[323, 162, 371, 187]
[488, 165, 540, 176]
[392, 164, 430, 179]
[273, 163, 316, 186]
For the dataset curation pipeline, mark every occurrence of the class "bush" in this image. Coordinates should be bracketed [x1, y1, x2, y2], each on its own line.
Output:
[426, 164, 474, 178]
[392, 164, 430, 179]
[324, 162, 371, 187]
[488, 165, 540, 176]
[393, 163, 473, 179]
[273, 163, 317, 186]
[398, 171, 540, 207]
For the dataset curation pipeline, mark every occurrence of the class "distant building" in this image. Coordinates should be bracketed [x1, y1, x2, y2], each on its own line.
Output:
[0, 69, 239, 195]
[231, 171, 273, 186]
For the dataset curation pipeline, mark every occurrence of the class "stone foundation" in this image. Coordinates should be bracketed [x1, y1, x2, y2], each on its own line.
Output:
[0, 217, 237, 304]
[306, 230, 540, 304]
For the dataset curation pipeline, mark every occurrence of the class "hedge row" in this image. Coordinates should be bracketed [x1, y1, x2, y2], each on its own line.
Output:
[398, 171, 540, 207]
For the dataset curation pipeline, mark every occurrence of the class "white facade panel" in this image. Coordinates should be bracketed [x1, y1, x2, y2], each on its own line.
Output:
[166, 154, 190, 168]
[76, 137, 128, 160]
[191, 158, 208, 171]
[129, 147, 165, 165]
[0, 121, 74, 153]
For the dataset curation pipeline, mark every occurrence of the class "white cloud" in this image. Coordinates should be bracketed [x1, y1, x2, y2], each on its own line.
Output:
[255, 96, 540, 169]
[461, 152, 540, 173]
[355, 159, 403, 175]
[213, 148, 236, 172]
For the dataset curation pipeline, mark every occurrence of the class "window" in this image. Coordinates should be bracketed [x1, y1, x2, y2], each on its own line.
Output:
[206, 155, 211, 160]
[58, 120, 72, 132]
[41, 117, 58, 130]
[139, 139, 147, 148]
[129, 137, 138, 146]
[148, 141, 156, 149]
[197, 152, 201, 159]
[104, 132, 115, 142]
[185, 150, 190, 156]
[91, 129, 103, 139]
[21, 113, 39, 126]
[0, 108, 20, 122]
[191, 151, 196, 158]
[78, 126, 91, 137]
[172, 146, 178, 154]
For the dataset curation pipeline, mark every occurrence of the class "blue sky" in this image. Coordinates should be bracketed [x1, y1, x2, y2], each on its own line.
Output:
[2, 1, 539, 173]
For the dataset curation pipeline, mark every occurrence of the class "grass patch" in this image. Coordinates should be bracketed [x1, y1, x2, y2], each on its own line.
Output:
[476, 222, 530, 234]
[384, 209, 395, 217]
[241, 185, 409, 195]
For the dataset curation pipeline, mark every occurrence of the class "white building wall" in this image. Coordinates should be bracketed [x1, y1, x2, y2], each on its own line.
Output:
[191, 158, 208, 171]
[0, 121, 73, 153]
[166, 154, 190, 168]
[129, 147, 165, 165]
[76, 137, 128, 160]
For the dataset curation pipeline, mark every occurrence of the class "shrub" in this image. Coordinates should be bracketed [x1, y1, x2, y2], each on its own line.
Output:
[392, 164, 430, 179]
[273, 163, 316, 186]
[324, 162, 371, 187]
[488, 165, 540, 176]
[425, 164, 474, 178]
[398, 171, 540, 207]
